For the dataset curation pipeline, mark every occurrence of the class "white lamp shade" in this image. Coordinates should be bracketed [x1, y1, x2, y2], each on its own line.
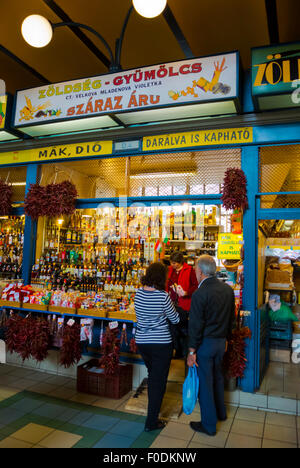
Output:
[21, 15, 53, 47]
[132, 0, 167, 18]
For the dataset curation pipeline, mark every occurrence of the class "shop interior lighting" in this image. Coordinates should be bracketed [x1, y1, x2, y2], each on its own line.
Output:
[21, 15, 53, 48]
[132, 0, 167, 18]
[130, 171, 196, 179]
[11, 182, 26, 186]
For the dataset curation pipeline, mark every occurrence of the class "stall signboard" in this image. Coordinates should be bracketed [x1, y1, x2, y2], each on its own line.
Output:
[0, 140, 113, 166]
[143, 127, 253, 151]
[0, 95, 7, 129]
[14, 52, 238, 129]
[252, 42, 300, 111]
[218, 233, 243, 259]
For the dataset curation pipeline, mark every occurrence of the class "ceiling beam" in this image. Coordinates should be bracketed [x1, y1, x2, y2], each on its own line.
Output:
[42, 0, 111, 69]
[0, 44, 50, 84]
[162, 4, 194, 59]
[265, 0, 280, 44]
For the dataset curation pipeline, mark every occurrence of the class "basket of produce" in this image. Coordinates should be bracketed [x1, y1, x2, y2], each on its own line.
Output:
[221, 259, 242, 272]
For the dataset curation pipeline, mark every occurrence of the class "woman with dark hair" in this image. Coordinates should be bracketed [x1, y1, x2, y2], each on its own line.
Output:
[134, 262, 179, 432]
[166, 251, 198, 358]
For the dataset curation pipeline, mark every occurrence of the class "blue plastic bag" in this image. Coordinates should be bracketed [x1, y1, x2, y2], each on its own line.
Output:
[182, 365, 199, 415]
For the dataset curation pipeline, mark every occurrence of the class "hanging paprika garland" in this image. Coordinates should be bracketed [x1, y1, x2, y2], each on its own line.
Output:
[24, 180, 77, 219]
[223, 326, 252, 378]
[221, 168, 248, 211]
[24, 184, 48, 220]
[0, 179, 13, 215]
[99, 326, 121, 376]
[59, 320, 82, 368]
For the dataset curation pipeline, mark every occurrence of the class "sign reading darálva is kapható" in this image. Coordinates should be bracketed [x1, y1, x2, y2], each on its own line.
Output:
[14, 52, 238, 127]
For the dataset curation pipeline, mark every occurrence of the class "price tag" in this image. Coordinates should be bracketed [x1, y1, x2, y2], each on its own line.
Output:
[109, 321, 119, 330]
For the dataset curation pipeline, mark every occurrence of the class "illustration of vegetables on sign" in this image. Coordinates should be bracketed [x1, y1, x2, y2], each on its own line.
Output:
[168, 57, 231, 101]
[0, 100, 5, 128]
[19, 96, 61, 122]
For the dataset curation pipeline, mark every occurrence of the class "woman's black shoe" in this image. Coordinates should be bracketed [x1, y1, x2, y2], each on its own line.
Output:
[144, 420, 166, 432]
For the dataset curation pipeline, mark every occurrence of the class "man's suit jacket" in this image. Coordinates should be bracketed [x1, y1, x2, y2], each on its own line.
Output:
[188, 276, 236, 350]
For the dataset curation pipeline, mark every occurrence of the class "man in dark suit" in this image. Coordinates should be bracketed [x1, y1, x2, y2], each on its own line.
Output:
[187, 255, 235, 436]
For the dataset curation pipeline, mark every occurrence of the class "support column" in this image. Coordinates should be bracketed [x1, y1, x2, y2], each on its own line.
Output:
[240, 146, 259, 393]
[22, 164, 39, 285]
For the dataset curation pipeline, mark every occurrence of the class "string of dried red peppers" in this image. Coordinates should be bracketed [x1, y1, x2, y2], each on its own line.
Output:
[221, 168, 248, 211]
[24, 180, 77, 219]
[0, 180, 13, 216]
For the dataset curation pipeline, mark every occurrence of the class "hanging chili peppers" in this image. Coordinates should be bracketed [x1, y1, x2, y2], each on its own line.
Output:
[31, 317, 51, 362]
[0, 180, 12, 216]
[5, 313, 51, 362]
[223, 326, 252, 378]
[59, 319, 82, 368]
[99, 325, 121, 376]
[221, 168, 248, 211]
[24, 181, 77, 219]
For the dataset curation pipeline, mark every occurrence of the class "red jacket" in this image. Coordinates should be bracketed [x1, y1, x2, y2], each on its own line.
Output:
[166, 263, 198, 312]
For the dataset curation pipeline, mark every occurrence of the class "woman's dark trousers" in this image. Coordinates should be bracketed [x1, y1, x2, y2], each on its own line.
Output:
[138, 343, 173, 428]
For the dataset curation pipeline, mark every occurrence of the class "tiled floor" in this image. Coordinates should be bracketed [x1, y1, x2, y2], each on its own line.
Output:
[0, 363, 299, 448]
[260, 362, 300, 398]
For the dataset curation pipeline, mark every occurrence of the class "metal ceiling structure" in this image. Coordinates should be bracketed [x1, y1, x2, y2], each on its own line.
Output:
[1, 0, 299, 96]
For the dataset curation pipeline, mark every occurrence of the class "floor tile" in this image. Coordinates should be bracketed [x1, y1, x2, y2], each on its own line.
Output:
[27, 382, 58, 395]
[68, 411, 95, 426]
[231, 419, 264, 438]
[225, 433, 262, 448]
[43, 375, 71, 386]
[0, 436, 33, 448]
[188, 441, 219, 448]
[0, 407, 25, 425]
[160, 421, 194, 441]
[47, 386, 77, 400]
[81, 414, 120, 431]
[10, 397, 44, 413]
[33, 403, 68, 419]
[109, 420, 144, 439]
[235, 408, 266, 423]
[70, 393, 99, 405]
[264, 424, 298, 444]
[92, 397, 123, 410]
[10, 423, 54, 444]
[216, 418, 233, 432]
[191, 430, 228, 448]
[262, 439, 297, 448]
[39, 430, 82, 448]
[0, 386, 21, 400]
[150, 435, 189, 448]
[265, 412, 297, 428]
[93, 433, 134, 448]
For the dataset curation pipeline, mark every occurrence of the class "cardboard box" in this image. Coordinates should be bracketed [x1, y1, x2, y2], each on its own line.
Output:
[269, 348, 291, 363]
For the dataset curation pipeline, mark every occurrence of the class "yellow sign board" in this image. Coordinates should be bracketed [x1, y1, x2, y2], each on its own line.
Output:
[218, 233, 243, 260]
[0, 140, 113, 166]
[143, 127, 253, 151]
[0, 96, 7, 130]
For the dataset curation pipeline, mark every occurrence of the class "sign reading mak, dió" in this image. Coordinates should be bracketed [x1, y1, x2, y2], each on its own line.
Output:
[14, 52, 238, 128]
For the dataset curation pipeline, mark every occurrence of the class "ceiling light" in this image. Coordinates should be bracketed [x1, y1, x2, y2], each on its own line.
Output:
[130, 172, 195, 179]
[21, 15, 53, 48]
[11, 182, 26, 186]
[132, 0, 167, 18]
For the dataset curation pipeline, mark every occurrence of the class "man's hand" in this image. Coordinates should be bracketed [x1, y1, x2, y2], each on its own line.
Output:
[187, 351, 197, 368]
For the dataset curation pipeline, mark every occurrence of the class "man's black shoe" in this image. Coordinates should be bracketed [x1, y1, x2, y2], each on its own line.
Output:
[190, 421, 216, 436]
[144, 420, 166, 432]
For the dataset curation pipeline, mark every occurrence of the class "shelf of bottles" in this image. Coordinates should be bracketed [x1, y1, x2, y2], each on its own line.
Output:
[0, 216, 24, 280]
[31, 204, 228, 292]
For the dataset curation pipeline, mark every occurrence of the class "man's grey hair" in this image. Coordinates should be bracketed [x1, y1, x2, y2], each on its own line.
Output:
[196, 255, 216, 276]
